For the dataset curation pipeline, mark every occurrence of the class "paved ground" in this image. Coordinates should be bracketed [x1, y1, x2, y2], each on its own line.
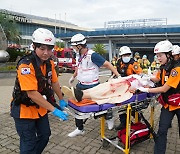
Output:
[0, 72, 179, 154]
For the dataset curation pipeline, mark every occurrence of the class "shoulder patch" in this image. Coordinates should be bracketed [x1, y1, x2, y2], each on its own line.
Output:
[21, 68, 31, 75]
[133, 65, 138, 70]
[170, 69, 178, 77]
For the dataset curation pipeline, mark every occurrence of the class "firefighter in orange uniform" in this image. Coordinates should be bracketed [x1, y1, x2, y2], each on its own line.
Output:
[11, 28, 68, 154]
[137, 40, 180, 154]
[115, 46, 142, 130]
[116, 46, 142, 77]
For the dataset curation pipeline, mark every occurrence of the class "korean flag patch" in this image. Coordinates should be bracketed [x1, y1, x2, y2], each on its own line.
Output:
[21, 68, 31, 75]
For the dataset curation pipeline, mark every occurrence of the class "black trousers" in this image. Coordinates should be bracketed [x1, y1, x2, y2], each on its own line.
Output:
[75, 82, 99, 130]
[119, 111, 139, 126]
[14, 114, 51, 154]
[75, 119, 84, 130]
[154, 107, 180, 154]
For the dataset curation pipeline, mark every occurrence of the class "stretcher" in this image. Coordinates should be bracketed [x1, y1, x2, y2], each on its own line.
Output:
[67, 92, 158, 154]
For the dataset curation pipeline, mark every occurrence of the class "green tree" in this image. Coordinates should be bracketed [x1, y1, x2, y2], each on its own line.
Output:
[93, 44, 107, 56]
[55, 40, 65, 48]
[0, 13, 21, 44]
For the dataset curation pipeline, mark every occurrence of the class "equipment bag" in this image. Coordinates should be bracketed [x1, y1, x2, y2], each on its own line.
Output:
[117, 122, 150, 146]
[158, 93, 180, 106]
[168, 93, 180, 106]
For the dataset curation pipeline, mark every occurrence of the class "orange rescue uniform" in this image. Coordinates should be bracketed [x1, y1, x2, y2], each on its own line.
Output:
[156, 67, 180, 111]
[117, 59, 142, 76]
[16, 60, 58, 119]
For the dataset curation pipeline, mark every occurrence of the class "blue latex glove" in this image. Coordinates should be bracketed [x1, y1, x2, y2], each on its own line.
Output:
[52, 108, 68, 121]
[59, 99, 68, 110]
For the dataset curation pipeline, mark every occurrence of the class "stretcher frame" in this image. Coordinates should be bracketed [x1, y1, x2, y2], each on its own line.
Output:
[100, 94, 158, 154]
[66, 93, 158, 154]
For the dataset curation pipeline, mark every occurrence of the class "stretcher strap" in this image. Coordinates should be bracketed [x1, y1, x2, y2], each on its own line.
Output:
[138, 112, 157, 141]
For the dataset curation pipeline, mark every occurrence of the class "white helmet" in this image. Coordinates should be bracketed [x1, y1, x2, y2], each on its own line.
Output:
[142, 55, 147, 59]
[32, 28, 55, 45]
[135, 52, 139, 56]
[119, 46, 132, 56]
[71, 33, 86, 46]
[172, 45, 180, 55]
[154, 40, 173, 54]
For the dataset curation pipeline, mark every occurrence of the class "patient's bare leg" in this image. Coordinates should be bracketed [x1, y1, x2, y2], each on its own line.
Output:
[82, 91, 91, 99]
[62, 86, 92, 101]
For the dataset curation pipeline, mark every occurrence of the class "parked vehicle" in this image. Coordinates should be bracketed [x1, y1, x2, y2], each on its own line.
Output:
[53, 46, 76, 73]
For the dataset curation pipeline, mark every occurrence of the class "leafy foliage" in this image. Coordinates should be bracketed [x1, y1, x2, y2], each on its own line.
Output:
[56, 41, 65, 48]
[93, 44, 107, 55]
[0, 13, 21, 43]
[0, 64, 16, 71]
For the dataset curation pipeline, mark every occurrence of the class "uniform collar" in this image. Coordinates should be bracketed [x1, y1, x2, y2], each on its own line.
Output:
[32, 51, 43, 67]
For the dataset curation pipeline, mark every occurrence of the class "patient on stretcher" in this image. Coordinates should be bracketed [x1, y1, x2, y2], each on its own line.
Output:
[62, 74, 154, 105]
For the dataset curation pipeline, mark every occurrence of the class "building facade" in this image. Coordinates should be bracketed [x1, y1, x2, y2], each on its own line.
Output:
[0, 9, 90, 47]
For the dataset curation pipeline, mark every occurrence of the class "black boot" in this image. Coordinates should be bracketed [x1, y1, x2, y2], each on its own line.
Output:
[73, 87, 83, 102]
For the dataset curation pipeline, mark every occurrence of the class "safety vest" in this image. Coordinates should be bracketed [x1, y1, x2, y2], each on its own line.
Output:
[140, 59, 150, 69]
[158, 60, 180, 105]
[12, 54, 57, 108]
[116, 58, 135, 77]
[77, 49, 99, 85]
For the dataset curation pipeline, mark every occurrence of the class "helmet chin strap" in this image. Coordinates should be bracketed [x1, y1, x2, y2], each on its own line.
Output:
[162, 53, 173, 68]
[166, 52, 173, 62]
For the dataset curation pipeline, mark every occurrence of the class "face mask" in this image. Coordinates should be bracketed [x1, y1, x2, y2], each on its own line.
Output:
[122, 57, 131, 63]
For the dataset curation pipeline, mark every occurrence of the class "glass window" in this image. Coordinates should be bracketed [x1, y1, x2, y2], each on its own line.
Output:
[57, 52, 62, 57]
[65, 52, 71, 58]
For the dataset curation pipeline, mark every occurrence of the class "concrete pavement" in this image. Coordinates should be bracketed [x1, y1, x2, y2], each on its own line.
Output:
[0, 73, 179, 154]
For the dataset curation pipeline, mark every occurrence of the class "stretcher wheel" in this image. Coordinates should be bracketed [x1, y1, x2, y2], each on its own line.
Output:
[59, 68, 63, 73]
[63, 67, 68, 73]
[102, 139, 109, 148]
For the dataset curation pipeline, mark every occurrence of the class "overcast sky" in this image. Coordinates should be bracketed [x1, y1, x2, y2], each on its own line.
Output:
[0, 0, 180, 29]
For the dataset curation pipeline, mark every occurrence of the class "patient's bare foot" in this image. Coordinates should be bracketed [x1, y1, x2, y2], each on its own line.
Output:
[61, 86, 75, 99]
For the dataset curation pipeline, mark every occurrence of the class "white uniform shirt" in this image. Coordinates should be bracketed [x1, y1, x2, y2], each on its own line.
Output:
[77, 50, 99, 85]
